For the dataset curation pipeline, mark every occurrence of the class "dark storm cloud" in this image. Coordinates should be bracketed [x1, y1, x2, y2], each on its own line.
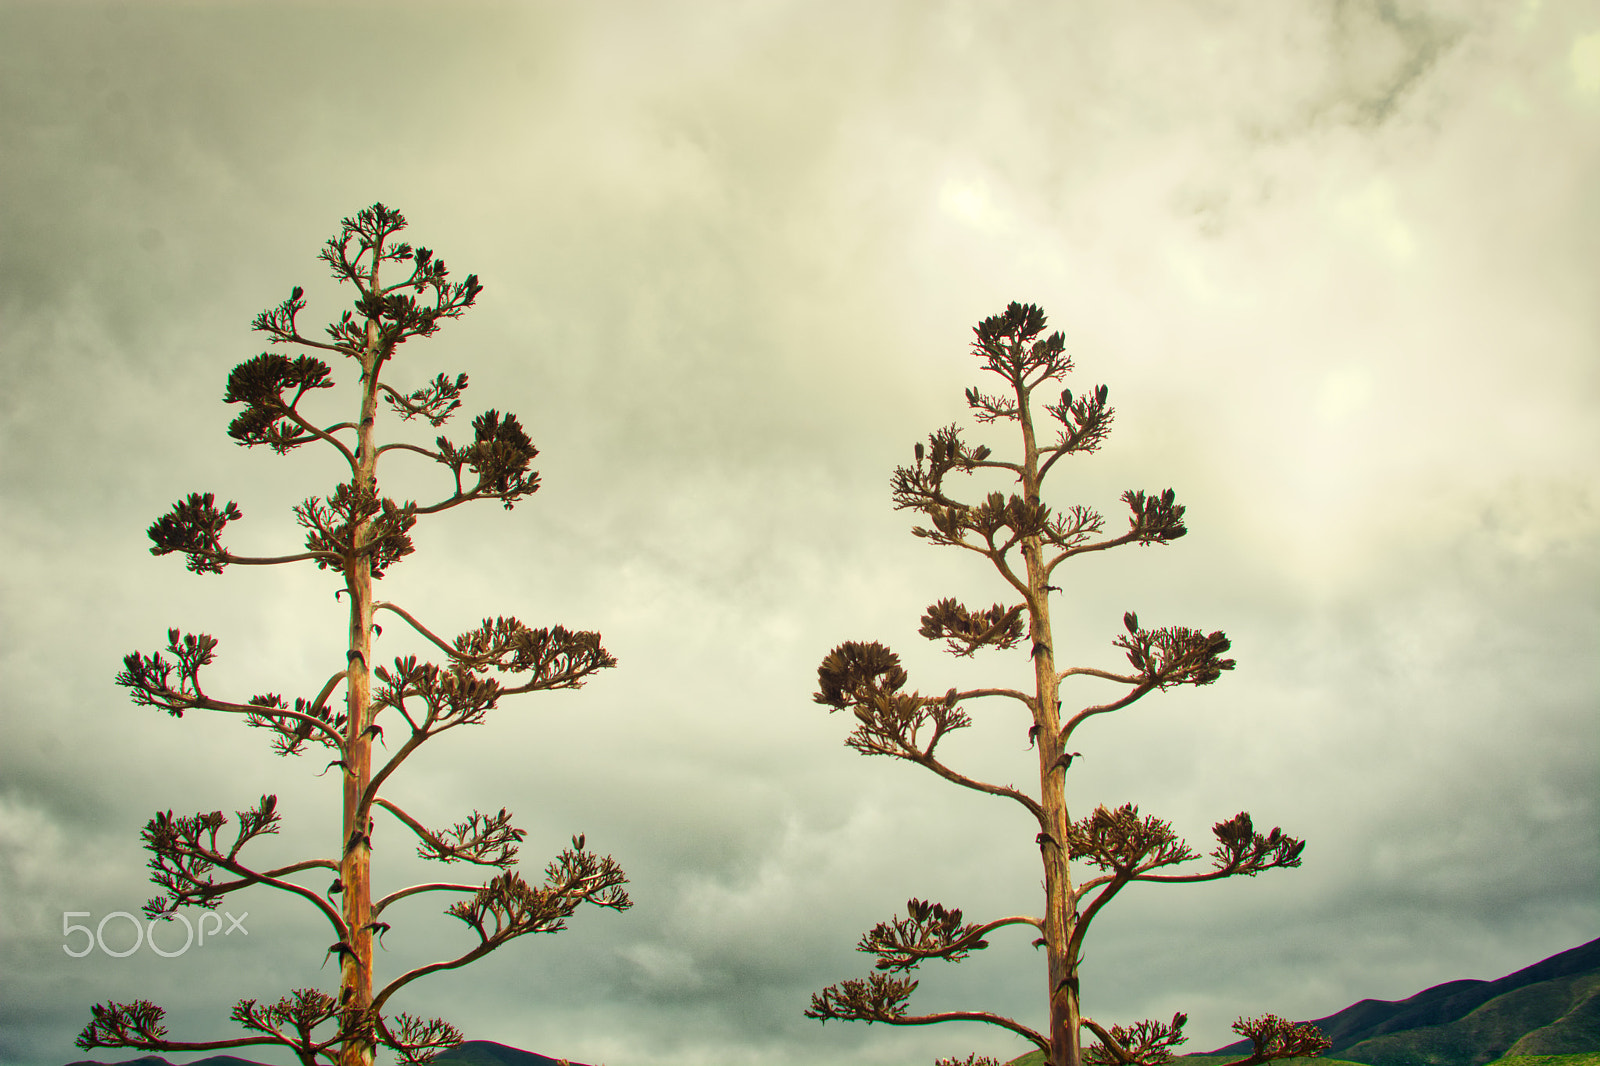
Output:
[1322, 0, 1468, 127]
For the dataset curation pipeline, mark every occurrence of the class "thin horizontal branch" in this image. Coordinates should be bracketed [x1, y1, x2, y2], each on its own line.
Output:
[959, 686, 1037, 710]
[1059, 681, 1157, 746]
[182, 852, 346, 936]
[281, 331, 349, 355]
[89, 1034, 298, 1055]
[372, 797, 435, 849]
[1043, 530, 1141, 579]
[914, 752, 1045, 825]
[273, 402, 356, 470]
[308, 669, 347, 720]
[191, 694, 347, 750]
[372, 880, 483, 918]
[372, 795, 515, 866]
[363, 732, 433, 822]
[373, 601, 459, 659]
[1036, 445, 1070, 484]
[985, 546, 1031, 599]
[1081, 1016, 1140, 1065]
[1135, 867, 1252, 885]
[187, 858, 343, 924]
[266, 858, 340, 878]
[362, 709, 498, 821]
[410, 478, 539, 516]
[410, 492, 478, 517]
[972, 913, 1045, 938]
[374, 441, 444, 462]
[1057, 666, 1142, 686]
[1068, 874, 1131, 957]
[371, 939, 499, 1014]
[221, 550, 345, 568]
[875, 1007, 1049, 1053]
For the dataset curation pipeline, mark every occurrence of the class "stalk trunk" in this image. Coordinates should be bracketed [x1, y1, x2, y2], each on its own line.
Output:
[1017, 374, 1081, 1066]
[339, 267, 384, 1066]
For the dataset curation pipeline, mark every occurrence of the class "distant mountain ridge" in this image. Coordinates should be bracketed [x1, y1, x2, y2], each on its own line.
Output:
[64, 1040, 588, 1066]
[430, 1041, 590, 1066]
[65, 941, 1600, 1066]
[1203, 937, 1600, 1066]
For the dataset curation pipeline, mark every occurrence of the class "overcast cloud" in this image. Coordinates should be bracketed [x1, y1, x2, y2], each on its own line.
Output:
[1, 3, 1597, 1066]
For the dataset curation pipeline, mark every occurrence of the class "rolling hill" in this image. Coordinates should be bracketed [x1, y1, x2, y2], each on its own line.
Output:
[64, 938, 1599, 1066]
[1202, 936, 1600, 1066]
[63, 1041, 589, 1066]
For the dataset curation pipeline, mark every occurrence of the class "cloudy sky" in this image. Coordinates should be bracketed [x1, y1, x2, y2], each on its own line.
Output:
[2, 3, 1597, 1066]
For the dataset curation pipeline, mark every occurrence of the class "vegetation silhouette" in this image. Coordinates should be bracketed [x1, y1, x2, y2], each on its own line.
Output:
[78, 204, 627, 1066]
[806, 303, 1329, 1066]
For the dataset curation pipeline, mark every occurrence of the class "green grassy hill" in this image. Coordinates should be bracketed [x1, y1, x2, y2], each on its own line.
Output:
[1313, 970, 1600, 1066]
[1000, 1054, 1600, 1066]
[998, 1049, 1376, 1056]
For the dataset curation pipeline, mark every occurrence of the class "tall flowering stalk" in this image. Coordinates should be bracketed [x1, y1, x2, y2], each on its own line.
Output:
[806, 302, 1329, 1066]
[80, 204, 628, 1066]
